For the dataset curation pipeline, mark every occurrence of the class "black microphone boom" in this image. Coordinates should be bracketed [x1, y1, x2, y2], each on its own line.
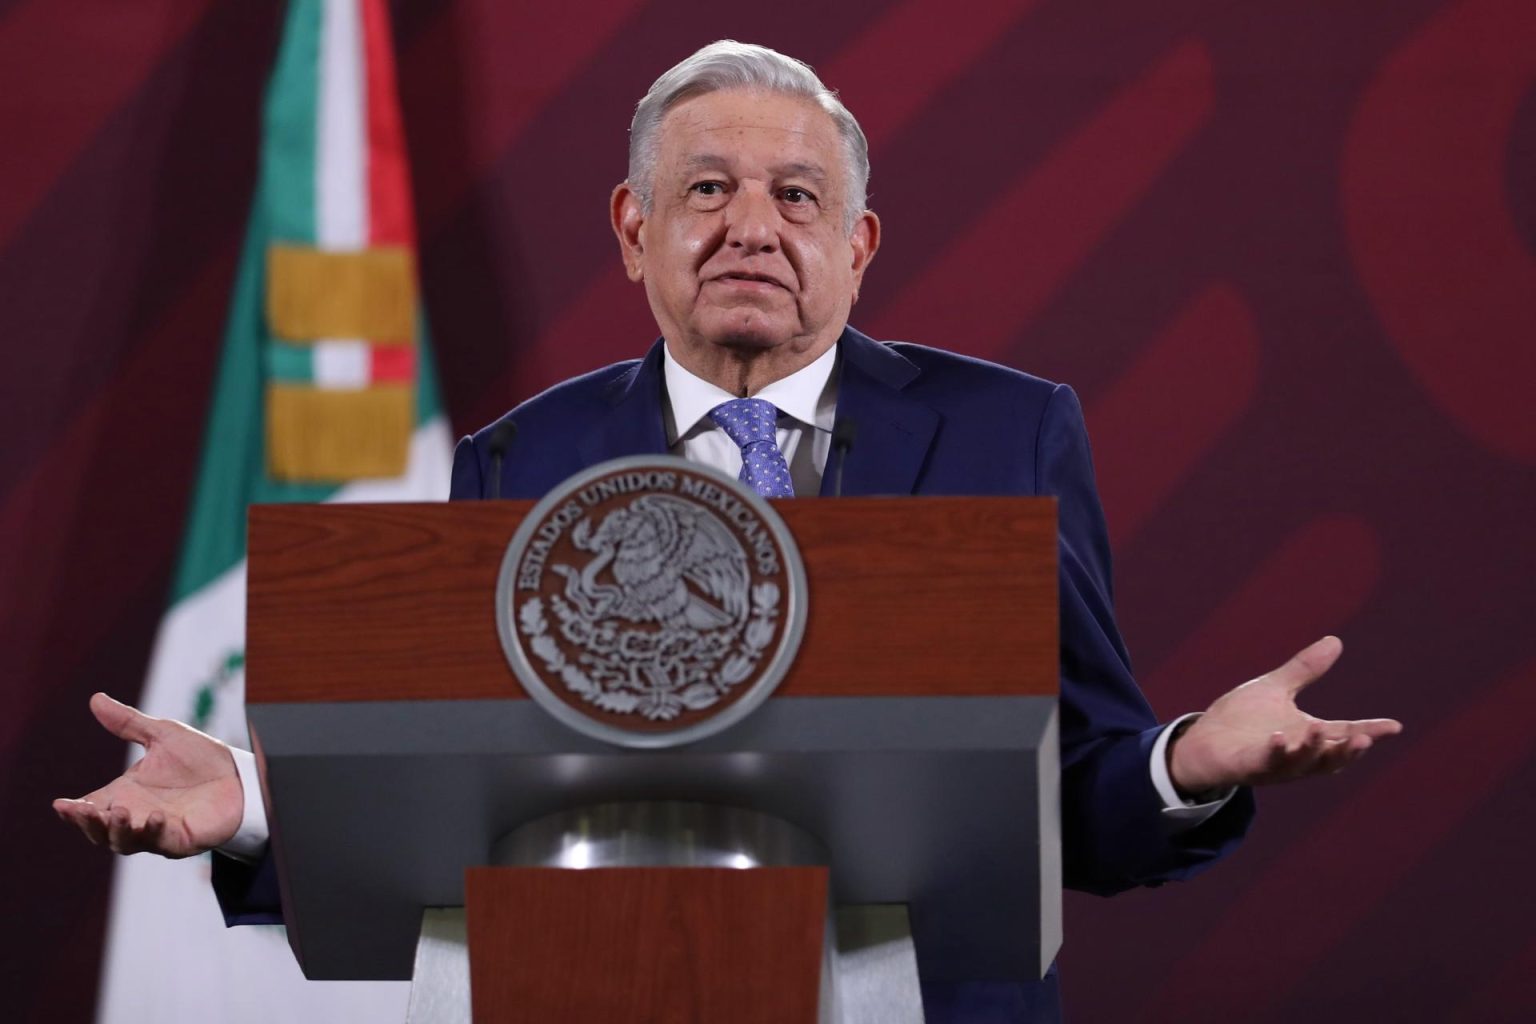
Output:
[830, 418, 857, 498]
[486, 419, 518, 500]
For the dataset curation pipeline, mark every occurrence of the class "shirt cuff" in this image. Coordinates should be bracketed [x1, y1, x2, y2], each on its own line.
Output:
[216, 746, 271, 863]
[1151, 713, 1236, 831]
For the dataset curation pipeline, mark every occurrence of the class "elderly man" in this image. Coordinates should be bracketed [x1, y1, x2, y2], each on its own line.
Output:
[58, 41, 1399, 1023]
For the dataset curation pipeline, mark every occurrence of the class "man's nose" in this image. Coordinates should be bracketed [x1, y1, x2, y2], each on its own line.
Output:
[723, 187, 779, 254]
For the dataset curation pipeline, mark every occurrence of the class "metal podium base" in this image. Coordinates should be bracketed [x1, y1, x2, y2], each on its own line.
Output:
[406, 802, 924, 1024]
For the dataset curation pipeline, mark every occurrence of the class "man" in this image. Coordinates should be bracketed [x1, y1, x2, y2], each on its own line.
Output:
[57, 41, 1400, 1023]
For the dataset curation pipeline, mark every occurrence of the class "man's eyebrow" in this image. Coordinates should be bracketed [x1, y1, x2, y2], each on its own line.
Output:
[679, 155, 830, 187]
[771, 161, 829, 186]
[682, 154, 732, 172]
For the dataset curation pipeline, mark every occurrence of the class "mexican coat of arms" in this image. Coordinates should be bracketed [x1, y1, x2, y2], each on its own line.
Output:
[496, 456, 807, 747]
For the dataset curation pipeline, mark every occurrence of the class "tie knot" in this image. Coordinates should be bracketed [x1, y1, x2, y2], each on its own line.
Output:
[708, 398, 781, 448]
[707, 398, 795, 498]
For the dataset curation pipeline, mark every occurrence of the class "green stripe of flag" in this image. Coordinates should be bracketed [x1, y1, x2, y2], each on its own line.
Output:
[263, 0, 321, 245]
[171, 196, 338, 603]
[265, 340, 315, 383]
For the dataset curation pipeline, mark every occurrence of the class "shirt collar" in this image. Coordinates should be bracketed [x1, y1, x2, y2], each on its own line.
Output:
[662, 341, 840, 444]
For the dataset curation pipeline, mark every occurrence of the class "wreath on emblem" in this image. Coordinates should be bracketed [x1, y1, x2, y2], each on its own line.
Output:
[517, 494, 781, 721]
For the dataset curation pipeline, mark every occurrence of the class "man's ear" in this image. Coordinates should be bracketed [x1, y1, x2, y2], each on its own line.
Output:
[848, 209, 881, 304]
[612, 183, 647, 283]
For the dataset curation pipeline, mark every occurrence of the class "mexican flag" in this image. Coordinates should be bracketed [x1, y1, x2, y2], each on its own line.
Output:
[96, 1, 448, 1020]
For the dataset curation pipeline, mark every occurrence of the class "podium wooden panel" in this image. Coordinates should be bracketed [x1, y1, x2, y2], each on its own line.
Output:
[466, 866, 828, 1024]
[247, 496, 1058, 704]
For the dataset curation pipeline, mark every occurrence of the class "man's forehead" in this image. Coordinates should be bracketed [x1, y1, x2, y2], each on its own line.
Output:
[659, 90, 839, 154]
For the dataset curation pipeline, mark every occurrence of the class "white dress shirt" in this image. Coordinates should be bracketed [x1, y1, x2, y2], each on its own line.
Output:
[222, 342, 1227, 861]
[662, 339, 839, 496]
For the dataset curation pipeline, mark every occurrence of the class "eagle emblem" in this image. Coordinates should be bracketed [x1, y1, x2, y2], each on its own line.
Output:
[497, 457, 806, 746]
[553, 494, 750, 633]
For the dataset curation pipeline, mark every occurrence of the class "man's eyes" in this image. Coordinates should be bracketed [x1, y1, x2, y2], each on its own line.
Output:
[685, 182, 818, 205]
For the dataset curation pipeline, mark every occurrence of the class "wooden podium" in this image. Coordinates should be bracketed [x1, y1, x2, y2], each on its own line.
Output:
[246, 495, 1060, 1022]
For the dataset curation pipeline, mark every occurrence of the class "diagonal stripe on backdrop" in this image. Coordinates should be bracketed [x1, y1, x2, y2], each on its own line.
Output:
[1088, 283, 1259, 548]
[817, 0, 1045, 151]
[866, 40, 1215, 357]
[1141, 515, 1382, 709]
[0, 0, 214, 251]
[401, 0, 647, 234]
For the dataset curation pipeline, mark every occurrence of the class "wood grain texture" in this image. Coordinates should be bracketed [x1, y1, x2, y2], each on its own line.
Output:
[465, 866, 828, 1024]
[246, 498, 1058, 703]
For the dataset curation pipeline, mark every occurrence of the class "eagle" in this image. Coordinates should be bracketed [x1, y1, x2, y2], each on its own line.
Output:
[551, 494, 750, 631]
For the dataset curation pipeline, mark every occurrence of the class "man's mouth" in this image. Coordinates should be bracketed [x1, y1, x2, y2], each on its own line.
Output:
[712, 272, 786, 290]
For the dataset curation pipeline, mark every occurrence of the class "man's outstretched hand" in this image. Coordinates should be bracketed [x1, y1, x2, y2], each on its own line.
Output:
[53, 693, 244, 858]
[1169, 636, 1402, 797]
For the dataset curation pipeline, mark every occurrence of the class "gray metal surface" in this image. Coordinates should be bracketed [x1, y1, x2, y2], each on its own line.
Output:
[252, 694, 1059, 984]
[493, 801, 829, 868]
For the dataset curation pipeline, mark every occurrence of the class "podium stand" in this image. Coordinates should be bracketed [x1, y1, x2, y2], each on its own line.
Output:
[246, 496, 1060, 1021]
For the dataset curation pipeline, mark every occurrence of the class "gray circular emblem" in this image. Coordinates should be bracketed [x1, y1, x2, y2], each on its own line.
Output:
[496, 455, 808, 748]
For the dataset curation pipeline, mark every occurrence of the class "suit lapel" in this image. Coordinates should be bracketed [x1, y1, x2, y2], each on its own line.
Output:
[575, 331, 939, 496]
[577, 339, 671, 465]
[821, 328, 939, 497]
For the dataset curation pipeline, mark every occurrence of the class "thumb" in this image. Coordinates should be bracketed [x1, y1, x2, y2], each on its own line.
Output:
[1269, 635, 1343, 696]
[89, 692, 158, 746]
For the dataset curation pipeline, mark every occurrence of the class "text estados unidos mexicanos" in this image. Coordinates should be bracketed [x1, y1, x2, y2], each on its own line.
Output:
[516, 470, 781, 590]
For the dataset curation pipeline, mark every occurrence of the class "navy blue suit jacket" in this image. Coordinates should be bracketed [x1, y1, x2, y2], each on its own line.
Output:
[216, 327, 1253, 1021]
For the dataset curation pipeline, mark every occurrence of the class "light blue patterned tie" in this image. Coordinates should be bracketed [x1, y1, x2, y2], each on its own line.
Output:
[708, 398, 796, 498]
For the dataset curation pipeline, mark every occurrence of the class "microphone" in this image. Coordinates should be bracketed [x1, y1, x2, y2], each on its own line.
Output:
[830, 418, 857, 498]
[486, 419, 518, 500]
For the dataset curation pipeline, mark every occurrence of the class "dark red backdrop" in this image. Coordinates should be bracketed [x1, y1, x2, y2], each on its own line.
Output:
[3, 1, 1533, 1021]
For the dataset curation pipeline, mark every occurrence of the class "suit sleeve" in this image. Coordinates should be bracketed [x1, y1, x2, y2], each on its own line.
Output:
[1039, 383, 1254, 895]
[212, 851, 283, 925]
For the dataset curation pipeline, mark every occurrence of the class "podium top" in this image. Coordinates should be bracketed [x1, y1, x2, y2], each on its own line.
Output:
[247, 496, 1058, 705]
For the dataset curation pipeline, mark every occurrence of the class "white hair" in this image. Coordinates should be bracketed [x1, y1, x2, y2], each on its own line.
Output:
[627, 40, 870, 232]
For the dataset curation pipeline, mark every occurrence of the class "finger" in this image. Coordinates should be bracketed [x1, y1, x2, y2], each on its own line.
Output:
[1282, 721, 1327, 757]
[106, 804, 131, 854]
[1263, 731, 1291, 773]
[1312, 718, 1402, 741]
[1321, 735, 1373, 773]
[107, 803, 149, 856]
[1315, 719, 1356, 742]
[89, 692, 158, 746]
[53, 796, 102, 820]
[1269, 636, 1344, 697]
[1268, 724, 1348, 776]
[82, 811, 110, 847]
[53, 800, 91, 842]
[1344, 717, 1403, 739]
[140, 811, 171, 857]
[57, 799, 111, 847]
[1281, 729, 1333, 774]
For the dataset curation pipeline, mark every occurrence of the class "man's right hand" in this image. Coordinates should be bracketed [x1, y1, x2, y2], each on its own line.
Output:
[53, 693, 244, 859]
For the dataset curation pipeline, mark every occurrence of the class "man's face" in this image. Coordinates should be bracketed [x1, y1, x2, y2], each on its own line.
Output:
[613, 89, 879, 372]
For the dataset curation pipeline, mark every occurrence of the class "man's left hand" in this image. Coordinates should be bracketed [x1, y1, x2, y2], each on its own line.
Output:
[1168, 636, 1402, 797]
